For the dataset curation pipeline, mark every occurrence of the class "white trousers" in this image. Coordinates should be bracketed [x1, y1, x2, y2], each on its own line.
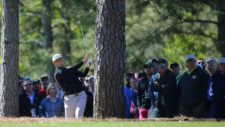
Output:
[64, 91, 87, 118]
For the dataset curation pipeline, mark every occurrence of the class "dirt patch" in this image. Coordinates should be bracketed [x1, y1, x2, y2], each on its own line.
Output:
[0, 116, 223, 123]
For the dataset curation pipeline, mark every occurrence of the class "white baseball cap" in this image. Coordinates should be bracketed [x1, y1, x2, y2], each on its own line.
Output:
[52, 54, 63, 63]
[186, 54, 196, 60]
[218, 57, 225, 64]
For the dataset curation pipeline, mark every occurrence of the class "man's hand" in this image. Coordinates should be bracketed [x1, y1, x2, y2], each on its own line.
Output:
[82, 54, 90, 63]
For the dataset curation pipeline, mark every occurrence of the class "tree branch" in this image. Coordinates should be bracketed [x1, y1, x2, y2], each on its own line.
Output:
[183, 19, 218, 25]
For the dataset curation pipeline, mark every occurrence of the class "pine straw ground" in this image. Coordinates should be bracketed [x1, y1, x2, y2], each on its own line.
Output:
[0, 116, 224, 123]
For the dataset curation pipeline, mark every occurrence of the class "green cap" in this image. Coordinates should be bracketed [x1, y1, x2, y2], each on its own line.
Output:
[143, 61, 153, 68]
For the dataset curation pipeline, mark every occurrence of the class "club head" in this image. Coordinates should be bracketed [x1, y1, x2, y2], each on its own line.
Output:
[77, 21, 81, 25]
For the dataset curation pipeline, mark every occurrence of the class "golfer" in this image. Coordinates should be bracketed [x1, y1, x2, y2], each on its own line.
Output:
[53, 53, 90, 118]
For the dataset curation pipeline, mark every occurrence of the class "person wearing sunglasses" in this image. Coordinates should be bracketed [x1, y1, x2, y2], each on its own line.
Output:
[150, 58, 178, 117]
[19, 79, 43, 117]
[178, 54, 209, 118]
[208, 57, 225, 119]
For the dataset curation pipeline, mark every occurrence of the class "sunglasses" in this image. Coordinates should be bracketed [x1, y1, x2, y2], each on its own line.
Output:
[158, 63, 166, 67]
[197, 62, 205, 64]
[187, 59, 195, 63]
[207, 60, 216, 64]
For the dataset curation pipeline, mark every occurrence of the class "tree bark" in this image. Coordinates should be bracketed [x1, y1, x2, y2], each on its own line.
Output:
[94, 0, 126, 118]
[41, 0, 55, 82]
[217, 1, 225, 56]
[0, 0, 19, 116]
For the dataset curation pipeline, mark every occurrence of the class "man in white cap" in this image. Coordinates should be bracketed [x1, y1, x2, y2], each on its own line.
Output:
[209, 57, 225, 118]
[178, 54, 209, 117]
[53, 53, 90, 118]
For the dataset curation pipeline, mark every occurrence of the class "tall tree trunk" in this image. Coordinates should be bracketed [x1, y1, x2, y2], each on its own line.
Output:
[0, 0, 19, 116]
[41, 0, 55, 82]
[94, 0, 126, 118]
[217, 1, 225, 56]
[59, 0, 72, 64]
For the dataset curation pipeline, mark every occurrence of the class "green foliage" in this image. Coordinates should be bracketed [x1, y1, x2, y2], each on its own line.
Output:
[1, 0, 224, 79]
[162, 34, 220, 72]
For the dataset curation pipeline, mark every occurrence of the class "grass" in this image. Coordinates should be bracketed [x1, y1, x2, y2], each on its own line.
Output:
[0, 121, 225, 127]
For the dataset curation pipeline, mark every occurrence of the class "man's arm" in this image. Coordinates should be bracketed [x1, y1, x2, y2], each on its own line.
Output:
[76, 67, 90, 77]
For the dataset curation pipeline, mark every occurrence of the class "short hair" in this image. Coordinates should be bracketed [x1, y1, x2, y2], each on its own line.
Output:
[198, 58, 204, 61]
[206, 56, 216, 63]
[170, 62, 179, 69]
[46, 83, 57, 95]
[22, 79, 32, 86]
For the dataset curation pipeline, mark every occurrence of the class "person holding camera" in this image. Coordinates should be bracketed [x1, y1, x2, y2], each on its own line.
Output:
[53, 53, 90, 118]
[151, 58, 178, 117]
[137, 61, 154, 119]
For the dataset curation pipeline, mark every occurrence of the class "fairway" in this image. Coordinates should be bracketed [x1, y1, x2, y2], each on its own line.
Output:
[0, 121, 225, 127]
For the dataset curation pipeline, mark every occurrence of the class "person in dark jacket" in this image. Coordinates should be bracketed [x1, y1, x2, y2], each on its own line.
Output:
[151, 58, 178, 117]
[53, 53, 90, 118]
[137, 61, 154, 119]
[209, 57, 225, 119]
[39, 84, 64, 118]
[178, 54, 209, 117]
[19, 79, 43, 117]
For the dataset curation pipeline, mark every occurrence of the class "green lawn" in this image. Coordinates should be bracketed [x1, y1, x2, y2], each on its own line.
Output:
[0, 121, 224, 127]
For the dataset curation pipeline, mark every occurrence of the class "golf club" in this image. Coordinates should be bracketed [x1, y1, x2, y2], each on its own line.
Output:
[77, 21, 92, 65]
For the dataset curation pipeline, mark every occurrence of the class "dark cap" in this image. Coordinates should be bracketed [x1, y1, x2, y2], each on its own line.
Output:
[158, 58, 168, 64]
[33, 79, 40, 85]
[143, 61, 153, 68]
[40, 74, 48, 81]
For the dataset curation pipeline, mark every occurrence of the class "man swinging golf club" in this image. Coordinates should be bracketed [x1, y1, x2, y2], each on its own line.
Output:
[53, 53, 90, 118]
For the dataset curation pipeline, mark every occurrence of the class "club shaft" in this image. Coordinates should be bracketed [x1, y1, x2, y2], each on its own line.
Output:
[79, 23, 88, 53]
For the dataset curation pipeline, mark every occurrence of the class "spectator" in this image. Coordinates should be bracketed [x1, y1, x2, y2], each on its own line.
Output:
[84, 76, 94, 117]
[209, 57, 225, 118]
[129, 78, 139, 118]
[137, 61, 154, 119]
[206, 56, 217, 76]
[178, 54, 209, 117]
[39, 74, 49, 97]
[124, 72, 135, 118]
[151, 58, 178, 117]
[88, 76, 95, 94]
[39, 84, 64, 118]
[53, 53, 90, 118]
[33, 79, 41, 94]
[19, 79, 43, 117]
[152, 59, 159, 74]
[170, 62, 182, 84]
[197, 58, 206, 71]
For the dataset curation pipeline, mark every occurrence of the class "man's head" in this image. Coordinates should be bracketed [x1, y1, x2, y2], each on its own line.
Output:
[22, 79, 33, 93]
[52, 54, 64, 68]
[33, 79, 41, 91]
[88, 76, 95, 91]
[126, 73, 135, 86]
[206, 56, 217, 75]
[186, 54, 197, 70]
[143, 61, 154, 76]
[170, 62, 180, 76]
[157, 58, 168, 75]
[152, 59, 159, 73]
[197, 58, 206, 70]
[40, 74, 49, 89]
[219, 57, 225, 73]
